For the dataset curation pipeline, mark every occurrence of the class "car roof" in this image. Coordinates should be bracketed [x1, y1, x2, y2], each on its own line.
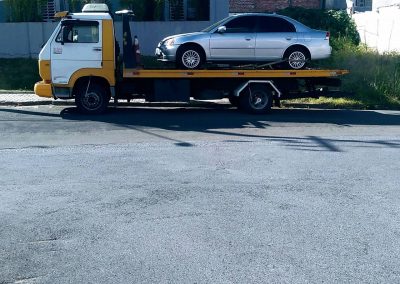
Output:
[228, 13, 311, 32]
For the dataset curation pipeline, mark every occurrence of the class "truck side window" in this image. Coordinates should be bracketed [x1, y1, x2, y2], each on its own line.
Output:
[56, 21, 99, 43]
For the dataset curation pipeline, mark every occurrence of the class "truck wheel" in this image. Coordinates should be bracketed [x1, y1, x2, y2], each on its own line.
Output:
[75, 82, 110, 114]
[239, 85, 273, 114]
[177, 45, 204, 69]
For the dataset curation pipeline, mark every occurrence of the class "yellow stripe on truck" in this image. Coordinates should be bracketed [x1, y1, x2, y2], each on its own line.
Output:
[101, 19, 115, 86]
[39, 60, 51, 82]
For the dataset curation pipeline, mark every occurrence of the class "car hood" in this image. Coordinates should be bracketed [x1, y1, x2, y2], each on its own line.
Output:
[161, 32, 209, 43]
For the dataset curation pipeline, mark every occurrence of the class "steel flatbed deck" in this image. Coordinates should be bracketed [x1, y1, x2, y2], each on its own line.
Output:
[123, 69, 349, 79]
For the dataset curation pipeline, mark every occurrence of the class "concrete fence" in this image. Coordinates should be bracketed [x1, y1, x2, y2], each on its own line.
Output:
[0, 21, 214, 58]
[353, 6, 400, 53]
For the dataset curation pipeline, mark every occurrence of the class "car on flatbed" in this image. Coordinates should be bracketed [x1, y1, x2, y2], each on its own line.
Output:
[156, 13, 332, 70]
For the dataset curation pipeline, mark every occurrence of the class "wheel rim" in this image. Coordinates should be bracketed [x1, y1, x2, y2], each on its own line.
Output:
[288, 51, 306, 69]
[182, 50, 201, 69]
[248, 90, 269, 110]
[82, 91, 102, 111]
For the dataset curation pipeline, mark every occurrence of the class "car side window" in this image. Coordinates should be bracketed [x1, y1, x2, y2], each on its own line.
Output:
[56, 21, 99, 43]
[224, 16, 257, 33]
[257, 16, 296, 33]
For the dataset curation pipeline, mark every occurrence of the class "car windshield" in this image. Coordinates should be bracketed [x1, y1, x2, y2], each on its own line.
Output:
[201, 16, 233, 32]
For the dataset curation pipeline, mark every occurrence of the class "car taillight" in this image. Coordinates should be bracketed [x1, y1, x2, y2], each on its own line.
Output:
[325, 32, 330, 40]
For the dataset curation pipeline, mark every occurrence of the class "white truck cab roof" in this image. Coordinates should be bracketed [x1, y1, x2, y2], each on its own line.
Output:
[69, 13, 112, 20]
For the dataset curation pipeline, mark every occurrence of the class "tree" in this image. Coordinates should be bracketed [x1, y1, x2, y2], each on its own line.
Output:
[119, 0, 164, 21]
[4, 0, 48, 22]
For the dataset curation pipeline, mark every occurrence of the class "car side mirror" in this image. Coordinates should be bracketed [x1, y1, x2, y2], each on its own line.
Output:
[217, 26, 226, 34]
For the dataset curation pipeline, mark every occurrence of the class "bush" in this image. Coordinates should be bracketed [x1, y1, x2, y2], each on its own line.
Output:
[276, 7, 399, 109]
[278, 7, 360, 49]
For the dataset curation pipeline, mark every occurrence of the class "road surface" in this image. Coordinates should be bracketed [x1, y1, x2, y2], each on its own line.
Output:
[1, 104, 400, 283]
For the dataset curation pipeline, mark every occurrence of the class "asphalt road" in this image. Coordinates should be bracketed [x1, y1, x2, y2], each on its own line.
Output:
[1, 104, 400, 283]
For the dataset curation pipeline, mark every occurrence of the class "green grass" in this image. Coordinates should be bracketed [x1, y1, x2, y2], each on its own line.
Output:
[304, 40, 400, 109]
[0, 58, 41, 91]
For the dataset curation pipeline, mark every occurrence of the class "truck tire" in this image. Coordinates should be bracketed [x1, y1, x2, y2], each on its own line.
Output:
[75, 81, 110, 114]
[239, 85, 273, 114]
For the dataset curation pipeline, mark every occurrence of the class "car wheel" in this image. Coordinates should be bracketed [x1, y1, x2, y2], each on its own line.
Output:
[239, 84, 273, 114]
[284, 48, 309, 70]
[75, 81, 110, 114]
[177, 46, 204, 69]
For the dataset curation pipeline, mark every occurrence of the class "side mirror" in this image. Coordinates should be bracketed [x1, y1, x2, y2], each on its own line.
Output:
[61, 26, 70, 45]
[217, 26, 226, 34]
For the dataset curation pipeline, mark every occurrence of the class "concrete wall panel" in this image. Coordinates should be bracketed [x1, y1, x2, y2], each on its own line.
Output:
[0, 21, 223, 58]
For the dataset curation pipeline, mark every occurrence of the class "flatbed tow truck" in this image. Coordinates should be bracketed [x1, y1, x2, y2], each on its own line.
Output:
[34, 4, 349, 114]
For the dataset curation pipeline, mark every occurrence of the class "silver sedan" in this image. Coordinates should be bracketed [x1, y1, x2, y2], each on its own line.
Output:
[155, 13, 332, 69]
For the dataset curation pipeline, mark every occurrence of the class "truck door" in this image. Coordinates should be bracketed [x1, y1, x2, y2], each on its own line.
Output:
[51, 20, 102, 85]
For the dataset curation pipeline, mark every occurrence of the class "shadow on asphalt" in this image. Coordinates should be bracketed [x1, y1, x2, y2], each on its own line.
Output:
[57, 105, 400, 128]
[1, 105, 400, 152]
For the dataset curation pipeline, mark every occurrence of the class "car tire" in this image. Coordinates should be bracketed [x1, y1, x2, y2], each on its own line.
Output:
[239, 84, 273, 114]
[284, 48, 309, 70]
[75, 81, 110, 114]
[177, 45, 205, 69]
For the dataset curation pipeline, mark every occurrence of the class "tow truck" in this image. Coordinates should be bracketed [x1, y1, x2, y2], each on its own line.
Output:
[34, 4, 349, 114]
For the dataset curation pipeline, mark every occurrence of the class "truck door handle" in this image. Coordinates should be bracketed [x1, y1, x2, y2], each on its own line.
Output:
[93, 47, 102, 51]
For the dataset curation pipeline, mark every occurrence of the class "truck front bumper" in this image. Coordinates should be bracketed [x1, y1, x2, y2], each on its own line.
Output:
[34, 81, 52, 98]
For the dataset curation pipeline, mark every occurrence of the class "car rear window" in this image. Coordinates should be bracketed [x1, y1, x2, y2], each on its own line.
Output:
[257, 16, 296, 33]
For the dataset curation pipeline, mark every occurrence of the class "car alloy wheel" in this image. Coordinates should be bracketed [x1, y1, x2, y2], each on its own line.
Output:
[288, 51, 306, 69]
[182, 50, 201, 69]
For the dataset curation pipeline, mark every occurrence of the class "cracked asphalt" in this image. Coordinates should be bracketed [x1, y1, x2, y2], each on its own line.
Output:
[1, 105, 400, 283]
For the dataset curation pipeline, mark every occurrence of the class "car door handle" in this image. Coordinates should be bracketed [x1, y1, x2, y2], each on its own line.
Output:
[286, 37, 292, 41]
[245, 38, 252, 41]
[93, 47, 102, 51]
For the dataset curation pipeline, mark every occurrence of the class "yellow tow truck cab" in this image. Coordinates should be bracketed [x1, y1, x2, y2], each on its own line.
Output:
[35, 4, 348, 114]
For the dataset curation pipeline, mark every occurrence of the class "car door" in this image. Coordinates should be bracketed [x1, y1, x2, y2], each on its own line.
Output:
[51, 20, 102, 85]
[255, 16, 298, 60]
[209, 16, 257, 60]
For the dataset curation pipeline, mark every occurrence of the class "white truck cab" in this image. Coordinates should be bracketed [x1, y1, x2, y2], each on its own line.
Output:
[35, 4, 116, 111]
